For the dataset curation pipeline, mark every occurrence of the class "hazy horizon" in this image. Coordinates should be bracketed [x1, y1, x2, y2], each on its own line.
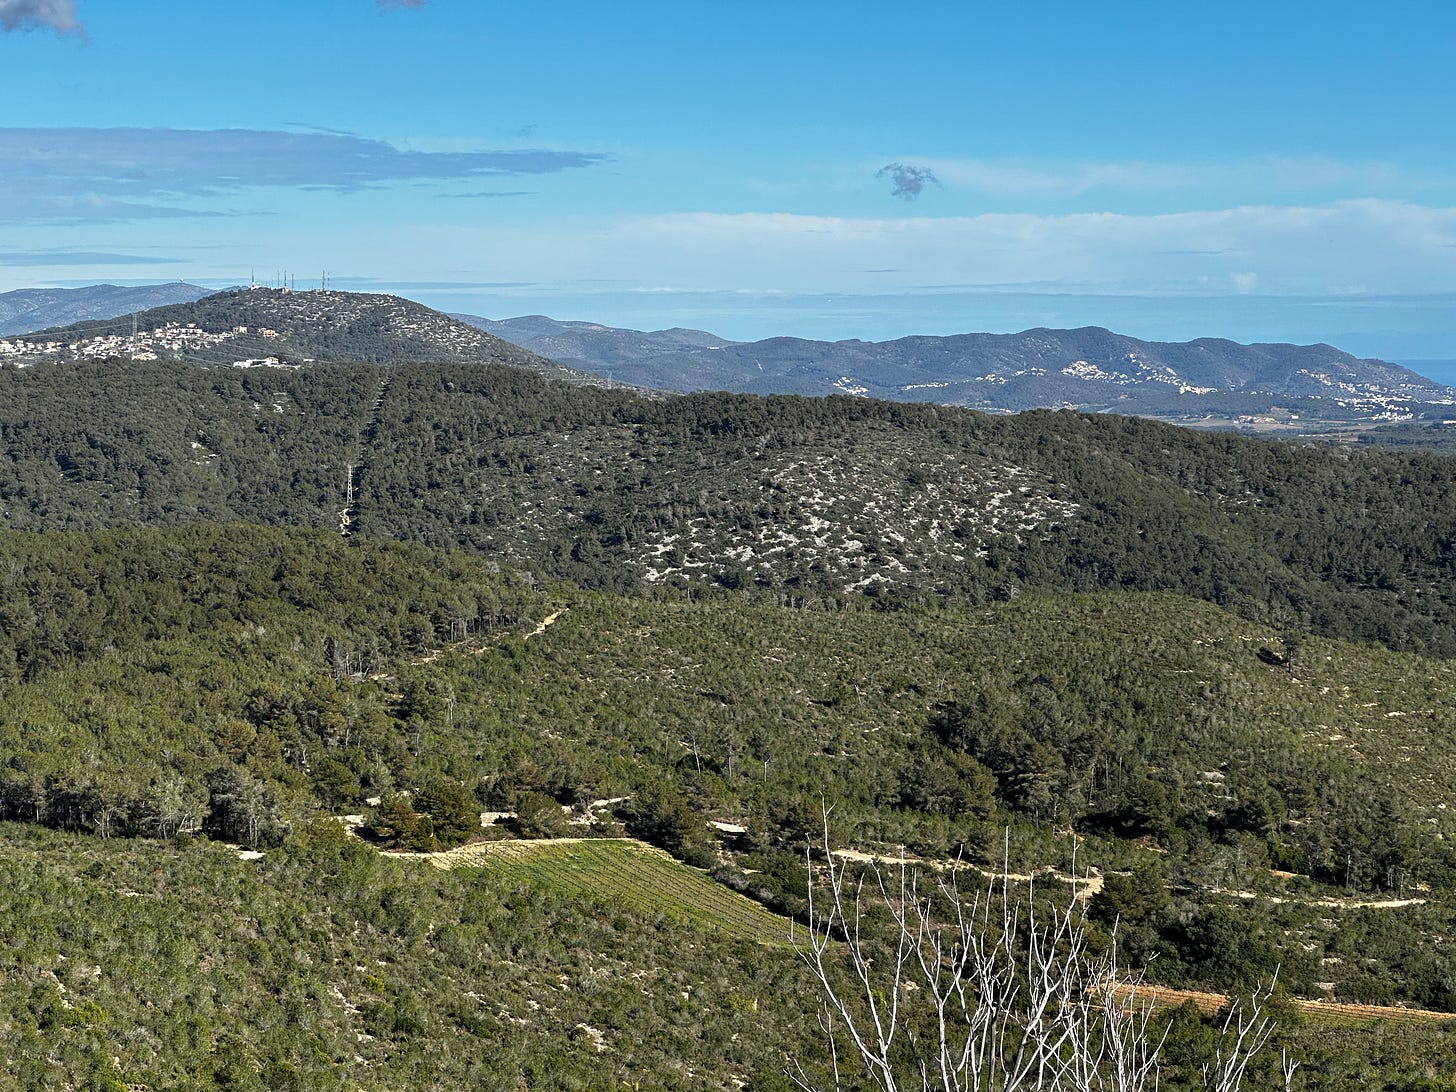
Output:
[5, 2, 1456, 361]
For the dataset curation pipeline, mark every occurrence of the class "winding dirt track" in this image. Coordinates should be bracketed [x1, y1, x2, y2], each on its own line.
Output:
[829, 848, 1106, 901]
[1108, 982, 1456, 1024]
[520, 609, 566, 642]
[382, 836, 1455, 1026]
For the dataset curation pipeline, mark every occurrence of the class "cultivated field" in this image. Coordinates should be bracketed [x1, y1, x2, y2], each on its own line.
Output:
[423, 838, 794, 947]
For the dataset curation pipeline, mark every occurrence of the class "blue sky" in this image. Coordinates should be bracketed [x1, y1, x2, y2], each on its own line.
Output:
[4, 0, 1456, 358]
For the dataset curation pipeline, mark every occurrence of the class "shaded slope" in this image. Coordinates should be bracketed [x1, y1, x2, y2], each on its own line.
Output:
[3, 356, 1456, 651]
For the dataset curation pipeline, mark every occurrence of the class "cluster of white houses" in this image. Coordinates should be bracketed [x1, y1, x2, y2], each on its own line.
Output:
[0, 322, 280, 365]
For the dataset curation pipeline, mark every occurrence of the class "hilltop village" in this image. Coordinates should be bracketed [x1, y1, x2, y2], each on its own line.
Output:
[0, 320, 285, 367]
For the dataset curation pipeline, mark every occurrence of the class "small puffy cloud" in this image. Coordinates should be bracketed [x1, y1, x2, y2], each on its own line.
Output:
[920, 156, 1423, 204]
[877, 163, 942, 201]
[0, 0, 84, 37]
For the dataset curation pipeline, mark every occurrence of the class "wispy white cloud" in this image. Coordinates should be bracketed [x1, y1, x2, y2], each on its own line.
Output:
[436, 191, 536, 200]
[0, 249, 183, 267]
[0, 0, 83, 38]
[340, 278, 536, 290]
[908, 156, 1426, 201]
[39, 199, 1449, 313]
[465, 201, 1456, 298]
[0, 127, 610, 222]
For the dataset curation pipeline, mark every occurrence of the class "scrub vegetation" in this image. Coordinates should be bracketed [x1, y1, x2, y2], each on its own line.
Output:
[6, 306, 1456, 1086]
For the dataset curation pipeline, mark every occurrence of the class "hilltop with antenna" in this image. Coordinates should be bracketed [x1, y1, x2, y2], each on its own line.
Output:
[248, 269, 337, 292]
[0, 286, 600, 383]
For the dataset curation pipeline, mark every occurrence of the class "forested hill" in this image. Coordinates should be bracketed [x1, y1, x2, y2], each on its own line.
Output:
[2, 354, 1456, 654]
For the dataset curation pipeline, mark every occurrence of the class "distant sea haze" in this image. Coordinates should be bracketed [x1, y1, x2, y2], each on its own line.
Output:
[1401, 360, 1456, 387]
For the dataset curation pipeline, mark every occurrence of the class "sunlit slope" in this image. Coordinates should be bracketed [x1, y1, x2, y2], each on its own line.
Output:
[427, 838, 793, 946]
[0, 823, 817, 1090]
[4, 529, 1456, 892]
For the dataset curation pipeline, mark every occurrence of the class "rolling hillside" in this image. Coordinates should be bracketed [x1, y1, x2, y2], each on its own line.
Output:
[6, 294, 1456, 1085]
[1, 524, 1456, 1012]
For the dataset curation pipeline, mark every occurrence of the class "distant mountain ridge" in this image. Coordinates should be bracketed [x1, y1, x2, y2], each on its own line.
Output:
[459, 313, 1456, 428]
[454, 313, 734, 369]
[8, 287, 1452, 428]
[0, 282, 214, 336]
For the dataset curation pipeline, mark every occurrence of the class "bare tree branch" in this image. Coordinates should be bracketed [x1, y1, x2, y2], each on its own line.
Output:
[791, 820, 1284, 1092]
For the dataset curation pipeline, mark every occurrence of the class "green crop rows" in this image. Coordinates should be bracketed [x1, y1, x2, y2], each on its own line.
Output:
[444, 839, 794, 947]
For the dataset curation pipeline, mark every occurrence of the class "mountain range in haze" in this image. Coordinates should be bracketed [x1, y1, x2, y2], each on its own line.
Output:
[459, 312, 1456, 428]
[4, 283, 1453, 429]
[0, 282, 212, 336]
